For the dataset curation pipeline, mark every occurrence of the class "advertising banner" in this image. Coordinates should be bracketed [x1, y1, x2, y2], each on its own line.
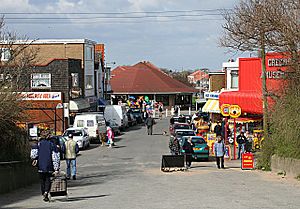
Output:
[241, 153, 254, 170]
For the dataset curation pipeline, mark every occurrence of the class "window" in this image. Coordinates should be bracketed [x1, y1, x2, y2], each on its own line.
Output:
[85, 75, 93, 89]
[87, 120, 94, 127]
[76, 120, 84, 127]
[1, 48, 11, 61]
[85, 47, 93, 60]
[31, 73, 51, 89]
[71, 73, 79, 87]
[230, 70, 239, 89]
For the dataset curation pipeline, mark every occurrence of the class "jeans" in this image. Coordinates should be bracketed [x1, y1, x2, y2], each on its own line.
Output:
[238, 144, 245, 159]
[147, 125, 153, 135]
[216, 156, 224, 168]
[66, 159, 76, 178]
[39, 172, 52, 195]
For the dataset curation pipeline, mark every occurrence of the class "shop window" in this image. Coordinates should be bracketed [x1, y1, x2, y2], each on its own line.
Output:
[85, 75, 93, 89]
[87, 120, 94, 127]
[71, 73, 79, 87]
[31, 73, 51, 89]
[231, 70, 239, 89]
[1, 48, 11, 61]
[76, 120, 84, 127]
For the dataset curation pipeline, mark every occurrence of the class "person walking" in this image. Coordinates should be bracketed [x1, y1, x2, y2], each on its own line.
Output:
[62, 134, 79, 180]
[214, 136, 226, 169]
[30, 130, 60, 202]
[145, 115, 155, 135]
[237, 131, 247, 159]
[106, 122, 115, 148]
[214, 121, 222, 136]
[169, 136, 180, 155]
[182, 137, 194, 169]
[158, 103, 163, 120]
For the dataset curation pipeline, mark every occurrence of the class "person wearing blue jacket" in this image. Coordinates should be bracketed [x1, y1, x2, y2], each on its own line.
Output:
[214, 136, 226, 169]
[30, 131, 60, 202]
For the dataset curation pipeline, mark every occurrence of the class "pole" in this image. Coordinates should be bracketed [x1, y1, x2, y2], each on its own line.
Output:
[233, 118, 237, 160]
[54, 108, 57, 135]
[224, 117, 228, 145]
[261, 43, 269, 138]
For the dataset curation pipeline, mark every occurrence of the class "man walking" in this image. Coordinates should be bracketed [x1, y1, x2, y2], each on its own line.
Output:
[214, 136, 226, 169]
[62, 134, 79, 180]
[169, 136, 180, 155]
[237, 131, 247, 159]
[30, 130, 60, 202]
[182, 137, 194, 169]
[145, 115, 155, 135]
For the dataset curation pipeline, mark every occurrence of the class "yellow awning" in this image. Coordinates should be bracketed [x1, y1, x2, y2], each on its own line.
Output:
[202, 99, 220, 113]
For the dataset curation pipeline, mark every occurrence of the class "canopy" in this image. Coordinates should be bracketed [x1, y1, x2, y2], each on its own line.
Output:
[202, 99, 220, 113]
[69, 99, 90, 111]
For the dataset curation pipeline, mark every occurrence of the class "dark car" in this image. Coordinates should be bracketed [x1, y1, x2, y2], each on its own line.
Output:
[49, 135, 67, 159]
[128, 108, 143, 123]
[169, 123, 191, 136]
[127, 112, 137, 127]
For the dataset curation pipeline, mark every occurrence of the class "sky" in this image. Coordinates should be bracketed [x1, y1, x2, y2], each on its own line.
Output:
[0, 0, 242, 71]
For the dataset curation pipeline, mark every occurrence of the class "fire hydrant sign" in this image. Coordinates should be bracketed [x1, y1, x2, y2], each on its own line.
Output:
[241, 153, 254, 170]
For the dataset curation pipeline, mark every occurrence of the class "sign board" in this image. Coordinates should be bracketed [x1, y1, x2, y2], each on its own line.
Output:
[241, 153, 254, 170]
[229, 105, 242, 118]
[21, 92, 62, 101]
[204, 92, 219, 99]
[220, 104, 230, 116]
[29, 126, 38, 137]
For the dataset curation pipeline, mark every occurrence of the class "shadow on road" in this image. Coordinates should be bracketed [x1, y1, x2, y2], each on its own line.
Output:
[54, 194, 110, 202]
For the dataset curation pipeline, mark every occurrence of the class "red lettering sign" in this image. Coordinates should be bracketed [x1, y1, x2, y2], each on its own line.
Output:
[241, 153, 254, 170]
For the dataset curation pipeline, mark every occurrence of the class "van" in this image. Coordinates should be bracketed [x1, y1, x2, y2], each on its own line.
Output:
[73, 113, 106, 140]
[104, 105, 128, 130]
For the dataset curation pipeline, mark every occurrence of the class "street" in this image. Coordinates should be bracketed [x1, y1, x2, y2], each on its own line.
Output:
[0, 118, 300, 209]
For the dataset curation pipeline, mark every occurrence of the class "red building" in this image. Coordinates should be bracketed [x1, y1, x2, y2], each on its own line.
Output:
[219, 53, 288, 115]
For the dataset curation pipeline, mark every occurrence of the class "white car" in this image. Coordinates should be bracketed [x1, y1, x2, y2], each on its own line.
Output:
[63, 127, 90, 149]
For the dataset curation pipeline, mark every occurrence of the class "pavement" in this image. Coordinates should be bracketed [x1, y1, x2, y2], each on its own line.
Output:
[0, 117, 300, 209]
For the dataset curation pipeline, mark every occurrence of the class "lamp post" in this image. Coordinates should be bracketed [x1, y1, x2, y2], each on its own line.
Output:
[104, 62, 116, 99]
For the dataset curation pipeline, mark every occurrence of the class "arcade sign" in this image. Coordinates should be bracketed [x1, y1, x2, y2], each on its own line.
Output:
[204, 92, 219, 99]
[221, 104, 241, 118]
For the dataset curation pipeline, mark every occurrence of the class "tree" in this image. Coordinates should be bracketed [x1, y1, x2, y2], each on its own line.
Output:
[0, 17, 37, 161]
[220, 0, 300, 137]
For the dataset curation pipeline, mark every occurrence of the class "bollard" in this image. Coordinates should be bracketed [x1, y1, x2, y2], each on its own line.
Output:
[171, 107, 174, 116]
[166, 109, 168, 117]
[188, 107, 191, 115]
[178, 108, 181, 116]
[153, 110, 156, 118]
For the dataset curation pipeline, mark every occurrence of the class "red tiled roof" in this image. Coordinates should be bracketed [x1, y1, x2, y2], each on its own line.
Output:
[111, 61, 197, 94]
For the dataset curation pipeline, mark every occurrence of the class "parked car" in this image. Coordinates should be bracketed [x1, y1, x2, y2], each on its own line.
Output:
[128, 108, 143, 123]
[49, 135, 67, 159]
[171, 129, 196, 145]
[104, 105, 129, 130]
[73, 112, 106, 141]
[63, 127, 90, 149]
[127, 112, 137, 126]
[169, 123, 191, 136]
[180, 136, 209, 161]
[170, 116, 189, 124]
[109, 120, 121, 136]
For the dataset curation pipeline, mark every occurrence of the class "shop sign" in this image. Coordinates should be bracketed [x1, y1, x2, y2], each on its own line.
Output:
[220, 104, 230, 116]
[229, 105, 241, 118]
[204, 92, 219, 99]
[268, 58, 290, 67]
[265, 71, 285, 79]
[241, 153, 254, 170]
[21, 92, 62, 101]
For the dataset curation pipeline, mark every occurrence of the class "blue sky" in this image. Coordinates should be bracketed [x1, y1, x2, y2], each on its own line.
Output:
[0, 0, 243, 71]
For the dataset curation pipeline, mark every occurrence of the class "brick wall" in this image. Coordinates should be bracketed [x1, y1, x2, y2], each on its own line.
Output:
[210, 74, 225, 91]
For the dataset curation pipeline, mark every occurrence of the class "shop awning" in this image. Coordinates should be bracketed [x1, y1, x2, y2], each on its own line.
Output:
[202, 99, 220, 113]
[69, 99, 90, 111]
[219, 91, 263, 114]
[228, 118, 262, 124]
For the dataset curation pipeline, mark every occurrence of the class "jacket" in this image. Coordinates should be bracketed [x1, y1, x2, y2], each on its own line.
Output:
[145, 117, 155, 126]
[30, 138, 60, 173]
[169, 137, 180, 154]
[214, 140, 226, 157]
[183, 141, 194, 154]
[63, 139, 79, 159]
[237, 135, 246, 144]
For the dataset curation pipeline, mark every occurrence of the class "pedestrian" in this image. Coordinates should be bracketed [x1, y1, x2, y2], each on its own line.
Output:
[182, 137, 194, 169]
[244, 131, 253, 153]
[62, 134, 79, 180]
[158, 104, 163, 120]
[214, 136, 226, 169]
[145, 115, 155, 135]
[106, 122, 115, 148]
[30, 130, 60, 202]
[169, 136, 180, 155]
[214, 121, 222, 136]
[237, 131, 247, 159]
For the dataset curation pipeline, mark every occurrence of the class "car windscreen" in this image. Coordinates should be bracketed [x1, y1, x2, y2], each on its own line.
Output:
[174, 124, 190, 129]
[64, 130, 83, 137]
[191, 138, 206, 144]
[173, 117, 187, 123]
[176, 131, 195, 136]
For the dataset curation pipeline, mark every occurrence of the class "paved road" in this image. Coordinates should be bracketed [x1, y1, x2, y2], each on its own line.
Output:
[1, 118, 300, 209]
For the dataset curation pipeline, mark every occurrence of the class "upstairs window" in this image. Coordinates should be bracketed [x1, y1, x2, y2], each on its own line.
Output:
[1, 48, 11, 61]
[230, 70, 239, 89]
[31, 73, 51, 89]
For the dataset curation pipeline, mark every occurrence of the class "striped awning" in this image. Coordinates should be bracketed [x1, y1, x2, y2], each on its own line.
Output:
[202, 99, 220, 113]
